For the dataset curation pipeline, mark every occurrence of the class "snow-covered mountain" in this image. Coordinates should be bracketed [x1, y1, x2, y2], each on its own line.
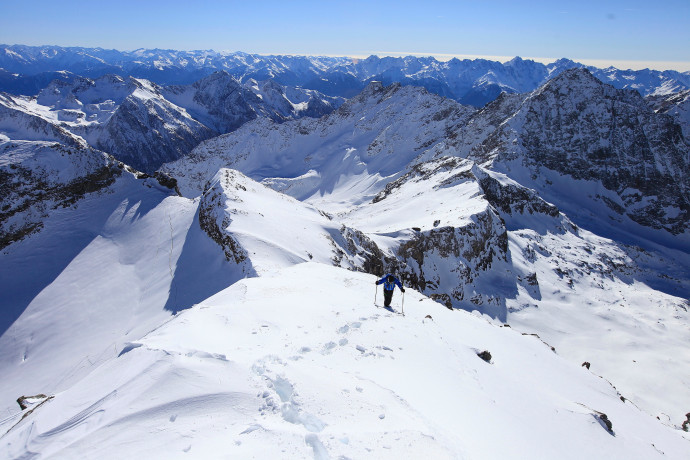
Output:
[1, 57, 690, 458]
[161, 81, 474, 198]
[161, 74, 690, 425]
[433, 68, 690, 246]
[2, 45, 690, 107]
[0, 71, 340, 173]
[162, 71, 340, 134]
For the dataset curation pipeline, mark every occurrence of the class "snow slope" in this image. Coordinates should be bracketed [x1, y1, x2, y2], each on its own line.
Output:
[2, 262, 689, 459]
[0, 171, 242, 423]
[161, 81, 474, 202]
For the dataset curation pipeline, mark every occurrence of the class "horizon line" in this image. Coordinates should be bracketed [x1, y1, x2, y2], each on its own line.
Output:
[4, 43, 690, 72]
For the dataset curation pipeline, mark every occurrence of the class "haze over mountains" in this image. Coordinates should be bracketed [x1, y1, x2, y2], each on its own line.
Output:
[1, 45, 689, 458]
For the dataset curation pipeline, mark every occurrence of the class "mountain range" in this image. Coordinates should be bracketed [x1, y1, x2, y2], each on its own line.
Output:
[2, 45, 690, 107]
[1, 46, 689, 458]
[0, 71, 341, 173]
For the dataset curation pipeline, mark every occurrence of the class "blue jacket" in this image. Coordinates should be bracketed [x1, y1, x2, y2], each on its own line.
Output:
[376, 274, 403, 291]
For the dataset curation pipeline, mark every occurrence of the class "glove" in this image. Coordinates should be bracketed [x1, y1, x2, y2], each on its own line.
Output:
[401, 288, 405, 293]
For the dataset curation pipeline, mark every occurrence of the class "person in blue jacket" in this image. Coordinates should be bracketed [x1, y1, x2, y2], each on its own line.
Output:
[376, 273, 405, 307]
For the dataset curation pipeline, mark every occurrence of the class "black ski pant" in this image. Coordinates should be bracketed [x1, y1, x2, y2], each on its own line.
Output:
[383, 289, 394, 307]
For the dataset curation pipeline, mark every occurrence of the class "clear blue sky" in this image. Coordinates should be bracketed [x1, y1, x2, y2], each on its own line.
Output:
[2, 0, 689, 71]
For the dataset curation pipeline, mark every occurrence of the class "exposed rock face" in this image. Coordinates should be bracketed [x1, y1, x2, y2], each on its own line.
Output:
[92, 87, 214, 173]
[337, 226, 387, 276]
[473, 166, 560, 221]
[0, 141, 124, 250]
[648, 89, 690, 141]
[396, 207, 511, 320]
[441, 68, 690, 239]
[197, 173, 250, 267]
[516, 70, 688, 234]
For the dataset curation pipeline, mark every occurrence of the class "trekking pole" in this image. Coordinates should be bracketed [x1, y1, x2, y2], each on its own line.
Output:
[374, 284, 377, 306]
[401, 287, 405, 316]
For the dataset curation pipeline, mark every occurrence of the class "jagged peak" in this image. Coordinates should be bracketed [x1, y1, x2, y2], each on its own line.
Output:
[505, 56, 527, 66]
[194, 70, 238, 87]
[546, 67, 601, 86]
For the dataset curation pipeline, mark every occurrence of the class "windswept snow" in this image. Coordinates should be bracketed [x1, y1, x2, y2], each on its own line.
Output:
[2, 263, 689, 459]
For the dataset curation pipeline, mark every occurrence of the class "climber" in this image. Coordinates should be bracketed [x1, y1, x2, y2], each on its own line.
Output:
[375, 273, 405, 307]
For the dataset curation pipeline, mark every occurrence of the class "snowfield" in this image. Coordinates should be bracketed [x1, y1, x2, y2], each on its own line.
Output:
[2, 262, 689, 459]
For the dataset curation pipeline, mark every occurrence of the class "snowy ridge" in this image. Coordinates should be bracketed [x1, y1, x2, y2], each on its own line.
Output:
[198, 168, 371, 273]
[0, 138, 128, 250]
[161, 76, 690, 426]
[2, 263, 689, 459]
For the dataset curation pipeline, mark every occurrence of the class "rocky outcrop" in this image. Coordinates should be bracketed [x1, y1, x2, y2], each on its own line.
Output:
[473, 166, 560, 220]
[198, 173, 250, 266]
[337, 226, 387, 276]
[0, 141, 127, 250]
[394, 207, 511, 319]
[441, 68, 690, 239]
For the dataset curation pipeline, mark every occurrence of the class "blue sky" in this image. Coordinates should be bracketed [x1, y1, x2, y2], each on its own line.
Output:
[2, 0, 689, 71]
